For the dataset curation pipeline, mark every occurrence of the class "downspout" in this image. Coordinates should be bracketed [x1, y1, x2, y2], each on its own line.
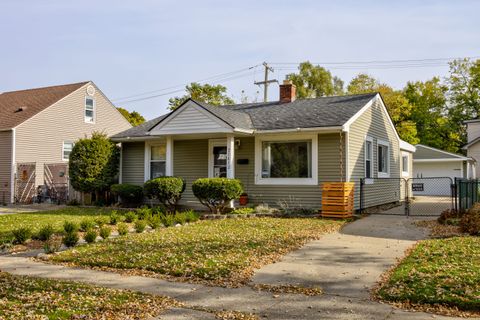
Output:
[10, 128, 16, 204]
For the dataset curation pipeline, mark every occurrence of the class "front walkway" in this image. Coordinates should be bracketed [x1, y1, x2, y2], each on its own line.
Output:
[0, 216, 462, 319]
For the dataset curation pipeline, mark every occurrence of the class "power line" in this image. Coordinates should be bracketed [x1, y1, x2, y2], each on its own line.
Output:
[112, 65, 259, 102]
[269, 56, 480, 66]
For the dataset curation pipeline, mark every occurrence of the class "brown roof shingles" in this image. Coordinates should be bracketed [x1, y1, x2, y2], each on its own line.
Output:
[0, 81, 89, 130]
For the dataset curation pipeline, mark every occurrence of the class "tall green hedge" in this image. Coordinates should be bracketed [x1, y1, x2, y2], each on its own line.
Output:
[69, 132, 120, 196]
[144, 177, 186, 213]
[192, 178, 243, 214]
[110, 184, 144, 207]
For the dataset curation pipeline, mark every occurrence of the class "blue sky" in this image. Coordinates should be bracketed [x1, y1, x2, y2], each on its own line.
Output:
[1, 1, 479, 120]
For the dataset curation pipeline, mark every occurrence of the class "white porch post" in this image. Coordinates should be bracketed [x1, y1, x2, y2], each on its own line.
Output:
[166, 136, 173, 176]
[226, 135, 235, 179]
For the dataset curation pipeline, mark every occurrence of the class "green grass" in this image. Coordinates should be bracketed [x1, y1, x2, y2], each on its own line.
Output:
[0, 272, 177, 319]
[0, 207, 113, 244]
[378, 237, 480, 311]
[51, 218, 344, 286]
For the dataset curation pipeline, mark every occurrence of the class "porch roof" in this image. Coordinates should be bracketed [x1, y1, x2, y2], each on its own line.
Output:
[112, 93, 377, 140]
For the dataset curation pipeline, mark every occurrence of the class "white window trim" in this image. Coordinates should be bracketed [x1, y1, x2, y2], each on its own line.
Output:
[208, 139, 227, 178]
[144, 140, 167, 182]
[84, 96, 96, 124]
[401, 151, 410, 177]
[254, 133, 318, 185]
[62, 141, 74, 162]
[377, 139, 390, 178]
[364, 136, 373, 179]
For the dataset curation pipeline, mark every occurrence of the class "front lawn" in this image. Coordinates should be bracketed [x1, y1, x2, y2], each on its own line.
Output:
[377, 236, 480, 313]
[50, 218, 344, 286]
[0, 272, 177, 319]
[0, 207, 112, 245]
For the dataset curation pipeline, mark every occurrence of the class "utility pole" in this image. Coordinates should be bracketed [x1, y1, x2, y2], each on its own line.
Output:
[254, 62, 277, 102]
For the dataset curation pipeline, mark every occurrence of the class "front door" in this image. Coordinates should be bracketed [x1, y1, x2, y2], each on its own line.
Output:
[213, 146, 227, 177]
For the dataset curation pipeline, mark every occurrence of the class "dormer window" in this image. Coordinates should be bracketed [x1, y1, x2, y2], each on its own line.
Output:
[85, 97, 95, 123]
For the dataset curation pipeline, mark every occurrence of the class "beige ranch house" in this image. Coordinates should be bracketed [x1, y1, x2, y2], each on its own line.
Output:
[0, 81, 132, 204]
[113, 81, 415, 210]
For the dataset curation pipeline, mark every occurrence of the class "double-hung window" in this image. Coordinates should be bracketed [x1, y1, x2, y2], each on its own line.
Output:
[377, 140, 390, 177]
[255, 134, 318, 185]
[365, 137, 373, 178]
[62, 142, 74, 161]
[85, 97, 95, 123]
[150, 145, 166, 179]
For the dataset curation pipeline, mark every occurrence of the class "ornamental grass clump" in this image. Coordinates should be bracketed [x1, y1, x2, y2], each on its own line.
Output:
[124, 211, 138, 223]
[84, 230, 98, 244]
[99, 226, 112, 240]
[136, 206, 152, 220]
[117, 223, 129, 236]
[134, 220, 147, 233]
[79, 218, 96, 232]
[62, 221, 79, 247]
[109, 211, 122, 225]
[192, 178, 243, 214]
[12, 227, 32, 244]
[144, 177, 186, 213]
[37, 224, 55, 241]
[147, 214, 162, 230]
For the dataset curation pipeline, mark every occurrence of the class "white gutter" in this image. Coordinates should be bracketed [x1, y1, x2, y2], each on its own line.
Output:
[413, 158, 470, 163]
[255, 126, 343, 134]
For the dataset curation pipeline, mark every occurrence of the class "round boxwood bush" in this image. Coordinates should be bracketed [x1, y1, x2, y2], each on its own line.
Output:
[110, 184, 144, 207]
[144, 177, 186, 213]
[192, 178, 243, 214]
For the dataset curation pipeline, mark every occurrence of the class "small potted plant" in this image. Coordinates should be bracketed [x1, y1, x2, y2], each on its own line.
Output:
[239, 193, 248, 206]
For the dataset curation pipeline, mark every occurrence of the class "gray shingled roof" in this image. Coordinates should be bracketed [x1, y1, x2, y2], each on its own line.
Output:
[413, 144, 468, 160]
[112, 93, 377, 139]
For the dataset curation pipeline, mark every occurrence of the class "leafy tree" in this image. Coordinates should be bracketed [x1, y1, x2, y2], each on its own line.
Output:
[168, 82, 234, 110]
[403, 78, 461, 152]
[347, 74, 419, 144]
[117, 107, 145, 126]
[286, 61, 343, 98]
[446, 58, 480, 148]
[69, 132, 120, 200]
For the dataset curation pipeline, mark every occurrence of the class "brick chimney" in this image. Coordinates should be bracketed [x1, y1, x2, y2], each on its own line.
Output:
[279, 80, 296, 103]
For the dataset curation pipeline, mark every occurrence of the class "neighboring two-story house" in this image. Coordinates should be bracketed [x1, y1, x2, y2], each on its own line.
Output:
[463, 119, 480, 178]
[0, 81, 131, 204]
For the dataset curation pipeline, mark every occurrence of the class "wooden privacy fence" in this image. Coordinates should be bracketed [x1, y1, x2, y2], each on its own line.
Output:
[321, 182, 354, 218]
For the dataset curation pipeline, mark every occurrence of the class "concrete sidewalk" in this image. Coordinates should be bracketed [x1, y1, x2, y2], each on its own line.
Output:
[0, 216, 464, 319]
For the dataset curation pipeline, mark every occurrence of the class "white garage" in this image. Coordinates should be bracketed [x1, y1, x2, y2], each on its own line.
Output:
[413, 144, 476, 196]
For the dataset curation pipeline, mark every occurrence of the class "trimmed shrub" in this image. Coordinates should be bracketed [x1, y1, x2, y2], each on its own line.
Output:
[134, 220, 147, 233]
[63, 221, 79, 234]
[147, 214, 162, 229]
[12, 227, 32, 244]
[37, 224, 55, 241]
[117, 222, 129, 236]
[62, 232, 79, 247]
[192, 178, 243, 214]
[438, 209, 461, 225]
[144, 177, 186, 213]
[111, 183, 144, 207]
[124, 211, 138, 223]
[174, 212, 187, 225]
[460, 205, 480, 235]
[84, 229, 98, 244]
[79, 218, 96, 232]
[99, 226, 112, 239]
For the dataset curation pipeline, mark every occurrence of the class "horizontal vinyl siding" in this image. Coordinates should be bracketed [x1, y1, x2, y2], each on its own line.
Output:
[467, 122, 480, 143]
[349, 99, 401, 209]
[121, 142, 145, 185]
[236, 134, 342, 209]
[174, 139, 208, 206]
[0, 131, 12, 203]
[467, 143, 480, 178]
[15, 83, 132, 186]
[153, 105, 226, 133]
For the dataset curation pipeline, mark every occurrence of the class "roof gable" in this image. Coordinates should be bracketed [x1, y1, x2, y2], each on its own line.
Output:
[150, 100, 234, 135]
[413, 144, 469, 161]
[0, 81, 89, 130]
